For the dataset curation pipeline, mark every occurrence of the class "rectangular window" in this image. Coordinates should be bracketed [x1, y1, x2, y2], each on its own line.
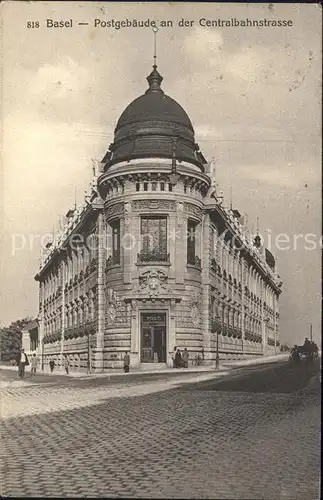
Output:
[140, 217, 167, 262]
[111, 219, 121, 265]
[187, 220, 197, 265]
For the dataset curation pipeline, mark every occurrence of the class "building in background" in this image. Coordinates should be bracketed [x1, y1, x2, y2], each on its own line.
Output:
[21, 319, 39, 354]
[34, 63, 282, 372]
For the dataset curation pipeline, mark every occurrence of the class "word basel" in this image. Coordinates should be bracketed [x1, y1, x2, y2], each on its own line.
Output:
[46, 19, 73, 28]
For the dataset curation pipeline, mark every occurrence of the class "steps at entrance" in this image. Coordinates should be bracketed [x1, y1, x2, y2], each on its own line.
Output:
[140, 363, 168, 371]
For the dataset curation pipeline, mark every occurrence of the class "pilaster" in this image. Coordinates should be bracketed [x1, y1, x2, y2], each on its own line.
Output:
[60, 259, 65, 370]
[201, 213, 212, 359]
[123, 201, 132, 284]
[94, 209, 105, 371]
[175, 202, 185, 284]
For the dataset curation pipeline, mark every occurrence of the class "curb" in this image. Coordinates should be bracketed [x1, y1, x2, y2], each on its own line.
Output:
[0, 356, 288, 384]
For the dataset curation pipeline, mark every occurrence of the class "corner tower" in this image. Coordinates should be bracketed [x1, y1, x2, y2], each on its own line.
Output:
[97, 64, 211, 369]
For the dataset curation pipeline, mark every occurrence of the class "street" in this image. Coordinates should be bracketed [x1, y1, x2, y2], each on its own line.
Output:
[0, 360, 320, 499]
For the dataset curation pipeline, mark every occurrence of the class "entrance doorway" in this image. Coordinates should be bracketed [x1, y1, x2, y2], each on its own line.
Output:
[140, 312, 166, 363]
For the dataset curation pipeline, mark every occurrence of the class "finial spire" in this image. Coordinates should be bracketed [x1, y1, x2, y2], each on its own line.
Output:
[256, 216, 259, 235]
[146, 26, 163, 93]
[153, 25, 158, 66]
[229, 186, 233, 210]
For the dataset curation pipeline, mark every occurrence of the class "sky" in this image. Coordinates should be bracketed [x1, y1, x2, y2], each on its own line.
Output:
[0, 2, 321, 346]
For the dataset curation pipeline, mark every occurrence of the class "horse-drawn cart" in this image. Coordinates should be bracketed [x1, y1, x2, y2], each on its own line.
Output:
[290, 342, 318, 363]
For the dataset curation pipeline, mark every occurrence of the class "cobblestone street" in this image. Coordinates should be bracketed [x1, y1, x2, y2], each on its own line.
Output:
[0, 360, 320, 499]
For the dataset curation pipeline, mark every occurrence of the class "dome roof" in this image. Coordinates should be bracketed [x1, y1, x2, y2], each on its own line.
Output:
[116, 91, 194, 132]
[102, 66, 206, 171]
[265, 248, 276, 270]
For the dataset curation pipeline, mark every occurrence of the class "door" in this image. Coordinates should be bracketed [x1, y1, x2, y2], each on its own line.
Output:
[140, 313, 167, 363]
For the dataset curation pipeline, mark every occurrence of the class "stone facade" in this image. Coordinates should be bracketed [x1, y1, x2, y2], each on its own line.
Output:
[34, 66, 282, 372]
[34, 158, 282, 371]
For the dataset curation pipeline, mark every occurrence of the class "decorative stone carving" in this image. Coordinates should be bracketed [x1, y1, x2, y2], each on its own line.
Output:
[106, 287, 122, 323]
[138, 269, 168, 297]
[132, 200, 176, 211]
[188, 292, 202, 326]
[124, 202, 131, 214]
[183, 202, 203, 219]
[106, 203, 124, 217]
[107, 303, 116, 322]
[177, 202, 184, 228]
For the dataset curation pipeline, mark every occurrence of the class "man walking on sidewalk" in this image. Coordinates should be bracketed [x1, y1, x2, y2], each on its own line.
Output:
[16, 348, 29, 378]
[64, 355, 70, 375]
[30, 353, 37, 376]
[123, 352, 130, 373]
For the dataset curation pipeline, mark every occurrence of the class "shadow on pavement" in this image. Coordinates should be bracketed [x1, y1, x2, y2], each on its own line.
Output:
[177, 360, 321, 394]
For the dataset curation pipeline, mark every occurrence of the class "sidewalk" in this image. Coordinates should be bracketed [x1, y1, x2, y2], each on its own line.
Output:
[0, 353, 289, 381]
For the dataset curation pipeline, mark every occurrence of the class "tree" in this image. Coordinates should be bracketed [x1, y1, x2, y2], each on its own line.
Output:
[280, 343, 291, 352]
[0, 317, 32, 361]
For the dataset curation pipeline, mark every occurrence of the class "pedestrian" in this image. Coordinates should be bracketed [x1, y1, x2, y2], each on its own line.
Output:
[172, 346, 177, 368]
[182, 348, 189, 368]
[64, 355, 70, 375]
[16, 348, 29, 378]
[175, 348, 182, 368]
[30, 353, 37, 376]
[123, 351, 130, 373]
[49, 358, 55, 373]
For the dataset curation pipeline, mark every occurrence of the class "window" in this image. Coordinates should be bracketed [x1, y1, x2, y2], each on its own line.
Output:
[160, 182, 165, 191]
[136, 182, 140, 191]
[152, 182, 157, 191]
[140, 217, 167, 262]
[110, 219, 120, 265]
[143, 182, 148, 191]
[187, 220, 197, 265]
[168, 184, 173, 192]
[88, 232, 98, 261]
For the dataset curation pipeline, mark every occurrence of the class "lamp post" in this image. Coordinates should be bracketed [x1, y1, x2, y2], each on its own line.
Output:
[263, 316, 269, 355]
[213, 315, 222, 370]
[41, 338, 44, 371]
[36, 317, 44, 371]
[216, 329, 220, 370]
[86, 322, 91, 375]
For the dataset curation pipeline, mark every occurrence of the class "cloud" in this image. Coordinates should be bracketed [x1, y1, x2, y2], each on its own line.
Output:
[28, 57, 91, 103]
[239, 164, 319, 188]
[3, 111, 109, 235]
[0, 2, 321, 347]
[184, 26, 224, 58]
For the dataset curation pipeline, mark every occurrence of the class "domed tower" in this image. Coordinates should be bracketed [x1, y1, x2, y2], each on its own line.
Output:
[97, 64, 211, 369]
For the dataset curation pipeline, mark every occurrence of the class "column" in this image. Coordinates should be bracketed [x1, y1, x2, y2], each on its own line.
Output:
[175, 202, 185, 284]
[39, 281, 45, 369]
[261, 280, 266, 355]
[240, 256, 244, 354]
[168, 299, 177, 367]
[95, 208, 105, 371]
[274, 290, 277, 354]
[130, 300, 140, 367]
[60, 259, 65, 370]
[169, 211, 177, 280]
[201, 213, 212, 360]
[123, 202, 132, 284]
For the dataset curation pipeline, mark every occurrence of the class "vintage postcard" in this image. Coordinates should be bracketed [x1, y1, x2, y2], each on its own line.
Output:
[0, 2, 321, 499]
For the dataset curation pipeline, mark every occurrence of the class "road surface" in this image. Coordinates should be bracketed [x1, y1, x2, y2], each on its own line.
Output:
[0, 360, 320, 499]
